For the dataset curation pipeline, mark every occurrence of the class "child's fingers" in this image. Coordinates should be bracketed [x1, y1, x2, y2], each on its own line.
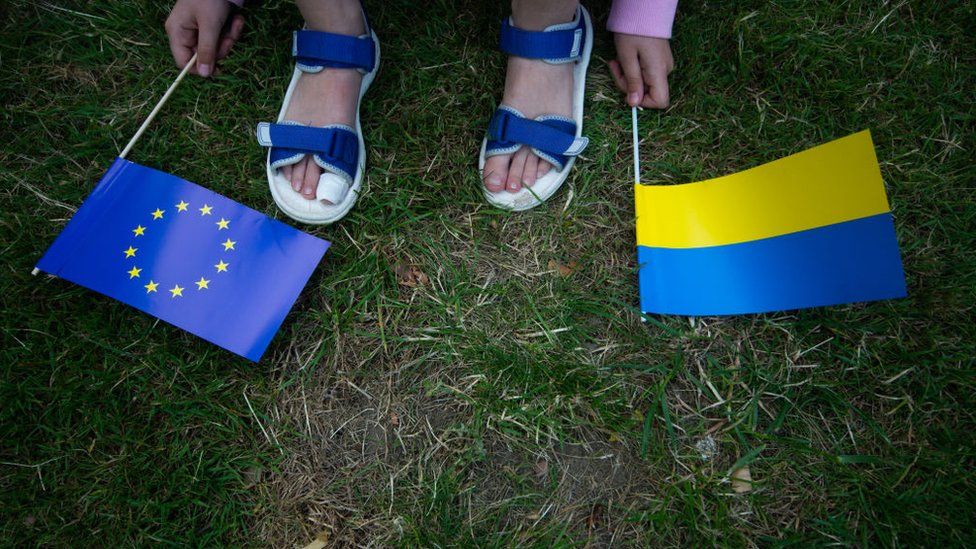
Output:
[608, 60, 628, 93]
[216, 14, 245, 60]
[228, 13, 245, 41]
[640, 62, 671, 109]
[168, 41, 195, 70]
[216, 36, 233, 62]
[165, 22, 196, 69]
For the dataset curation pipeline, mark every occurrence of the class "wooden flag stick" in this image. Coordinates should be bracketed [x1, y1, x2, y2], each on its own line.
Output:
[119, 53, 198, 159]
[632, 106, 641, 185]
[32, 54, 198, 277]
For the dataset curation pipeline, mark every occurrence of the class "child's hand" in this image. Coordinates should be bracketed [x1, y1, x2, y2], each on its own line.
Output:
[609, 33, 674, 109]
[165, 0, 244, 77]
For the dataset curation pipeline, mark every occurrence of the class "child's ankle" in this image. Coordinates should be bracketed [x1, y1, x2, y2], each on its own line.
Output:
[300, 0, 365, 35]
[511, 0, 578, 30]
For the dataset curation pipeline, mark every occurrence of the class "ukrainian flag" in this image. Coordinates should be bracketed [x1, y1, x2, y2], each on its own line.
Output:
[635, 131, 907, 316]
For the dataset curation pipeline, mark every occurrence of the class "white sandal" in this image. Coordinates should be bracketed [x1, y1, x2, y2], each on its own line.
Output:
[256, 8, 380, 224]
[479, 5, 593, 211]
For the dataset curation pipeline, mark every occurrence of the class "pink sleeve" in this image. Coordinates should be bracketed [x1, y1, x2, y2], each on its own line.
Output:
[607, 0, 678, 39]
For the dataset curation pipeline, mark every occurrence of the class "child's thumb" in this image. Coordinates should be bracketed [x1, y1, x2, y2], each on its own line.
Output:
[196, 20, 221, 77]
[621, 57, 644, 107]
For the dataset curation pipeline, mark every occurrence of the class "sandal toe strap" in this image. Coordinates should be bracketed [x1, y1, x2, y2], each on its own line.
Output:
[484, 106, 588, 170]
[257, 122, 358, 183]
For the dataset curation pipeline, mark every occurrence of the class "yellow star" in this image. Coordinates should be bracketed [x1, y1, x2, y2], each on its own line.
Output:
[151, 208, 165, 220]
[215, 260, 229, 273]
[199, 204, 213, 216]
[175, 200, 189, 212]
[127, 266, 142, 279]
[222, 238, 236, 251]
[124, 246, 137, 258]
[133, 225, 146, 237]
[215, 218, 230, 230]
[169, 284, 185, 298]
[144, 280, 159, 293]
[195, 277, 211, 290]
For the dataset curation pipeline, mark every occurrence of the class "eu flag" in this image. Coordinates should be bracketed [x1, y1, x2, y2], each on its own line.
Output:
[35, 158, 330, 361]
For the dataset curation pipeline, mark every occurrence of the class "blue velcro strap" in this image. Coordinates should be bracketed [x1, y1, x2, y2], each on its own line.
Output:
[499, 7, 585, 63]
[256, 122, 359, 180]
[293, 30, 376, 72]
[485, 108, 588, 169]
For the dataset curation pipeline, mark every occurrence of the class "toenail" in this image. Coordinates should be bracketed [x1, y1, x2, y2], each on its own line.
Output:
[487, 174, 503, 189]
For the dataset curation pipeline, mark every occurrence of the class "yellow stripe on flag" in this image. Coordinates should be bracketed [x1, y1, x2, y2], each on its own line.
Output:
[635, 130, 890, 249]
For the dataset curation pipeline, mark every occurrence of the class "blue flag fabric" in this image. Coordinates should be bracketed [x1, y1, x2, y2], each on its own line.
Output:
[35, 158, 329, 361]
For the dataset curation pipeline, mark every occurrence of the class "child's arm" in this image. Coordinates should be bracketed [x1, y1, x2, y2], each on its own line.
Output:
[165, 0, 245, 77]
[606, 0, 677, 109]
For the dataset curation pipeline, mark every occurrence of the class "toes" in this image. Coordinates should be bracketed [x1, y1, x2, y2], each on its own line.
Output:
[483, 155, 509, 193]
[507, 148, 529, 193]
[537, 159, 553, 180]
[291, 159, 307, 194]
[301, 160, 322, 200]
[522, 153, 539, 188]
[282, 165, 293, 186]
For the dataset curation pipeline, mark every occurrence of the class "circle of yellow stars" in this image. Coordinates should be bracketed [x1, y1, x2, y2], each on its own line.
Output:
[123, 200, 237, 298]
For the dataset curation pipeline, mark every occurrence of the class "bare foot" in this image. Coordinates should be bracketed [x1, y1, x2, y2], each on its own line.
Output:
[483, 1, 578, 194]
[281, 0, 365, 203]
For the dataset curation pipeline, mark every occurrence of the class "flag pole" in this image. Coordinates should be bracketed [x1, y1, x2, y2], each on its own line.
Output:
[632, 106, 640, 185]
[632, 106, 647, 323]
[32, 54, 198, 277]
[119, 53, 198, 159]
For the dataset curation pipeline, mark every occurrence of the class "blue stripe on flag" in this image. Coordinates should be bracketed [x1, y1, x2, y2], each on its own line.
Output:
[637, 213, 907, 316]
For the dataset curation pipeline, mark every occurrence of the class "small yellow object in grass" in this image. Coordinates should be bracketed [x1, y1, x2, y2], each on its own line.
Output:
[301, 530, 331, 549]
[731, 465, 753, 493]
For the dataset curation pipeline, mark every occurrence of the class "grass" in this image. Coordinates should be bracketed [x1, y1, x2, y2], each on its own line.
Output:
[2, 0, 974, 545]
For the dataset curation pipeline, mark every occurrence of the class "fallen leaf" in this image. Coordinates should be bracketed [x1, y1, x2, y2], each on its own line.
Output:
[534, 459, 549, 479]
[587, 503, 605, 529]
[390, 412, 399, 427]
[731, 465, 753, 493]
[547, 259, 579, 277]
[301, 530, 330, 549]
[394, 263, 429, 288]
